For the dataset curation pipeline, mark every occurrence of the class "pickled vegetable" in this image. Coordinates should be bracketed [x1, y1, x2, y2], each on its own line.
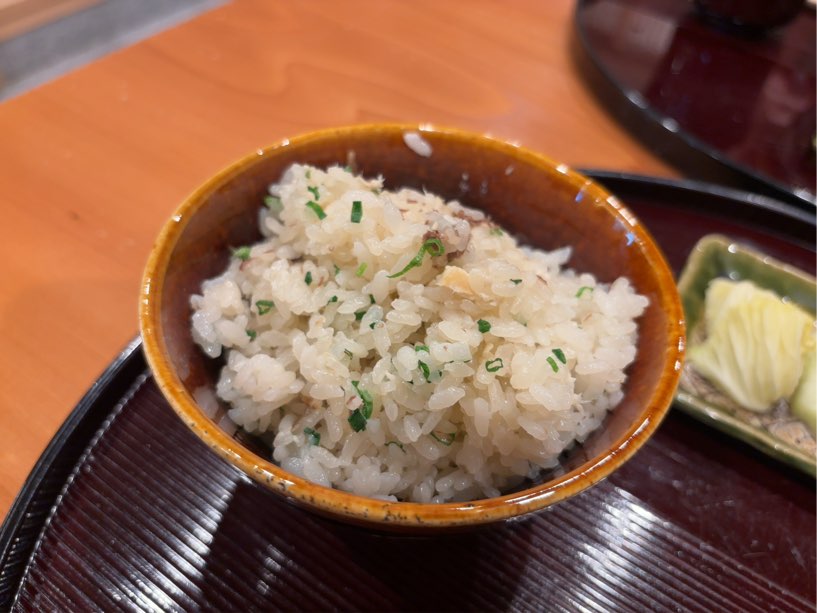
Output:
[791, 348, 816, 435]
[689, 279, 814, 412]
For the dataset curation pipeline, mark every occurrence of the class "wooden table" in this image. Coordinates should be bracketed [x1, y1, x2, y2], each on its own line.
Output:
[0, 0, 676, 520]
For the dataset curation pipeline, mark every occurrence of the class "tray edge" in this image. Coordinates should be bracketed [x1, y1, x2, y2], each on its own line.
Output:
[0, 337, 145, 610]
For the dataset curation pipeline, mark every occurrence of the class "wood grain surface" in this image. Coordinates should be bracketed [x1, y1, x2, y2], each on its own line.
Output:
[0, 0, 676, 520]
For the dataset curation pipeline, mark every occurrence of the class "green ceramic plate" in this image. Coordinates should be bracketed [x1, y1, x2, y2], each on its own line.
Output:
[676, 234, 816, 476]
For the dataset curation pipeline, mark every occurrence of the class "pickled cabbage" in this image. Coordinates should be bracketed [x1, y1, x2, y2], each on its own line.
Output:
[689, 279, 815, 412]
[791, 348, 816, 435]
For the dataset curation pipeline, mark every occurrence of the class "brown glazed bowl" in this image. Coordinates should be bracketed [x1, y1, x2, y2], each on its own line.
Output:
[140, 124, 685, 531]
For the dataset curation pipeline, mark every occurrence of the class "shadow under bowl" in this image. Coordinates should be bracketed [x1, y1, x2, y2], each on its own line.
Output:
[139, 123, 685, 531]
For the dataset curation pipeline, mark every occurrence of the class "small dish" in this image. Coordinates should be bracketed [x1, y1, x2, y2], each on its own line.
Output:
[676, 234, 816, 475]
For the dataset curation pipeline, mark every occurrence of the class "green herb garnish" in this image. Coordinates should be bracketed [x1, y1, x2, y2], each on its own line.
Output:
[256, 300, 275, 315]
[490, 227, 504, 236]
[369, 294, 376, 304]
[351, 380, 373, 419]
[343, 165, 353, 173]
[348, 409, 366, 432]
[369, 322, 377, 329]
[246, 329, 257, 341]
[328, 295, 338, 303]
[510, 279, 522, 285]
[418, 361, 431, 382]
[485, 358, 504, 372]
[307, 185, 320, 200]
[334, 264, 340, 276]
[232, 246, 251, 261]
[355, 310, 366, 321]
[387, 237, 446, 279]
[415, 344, 429, 353]
[430, 431, 456, 446]
[306, 200, 327, 220]
[304, 427, 321, 445]
[553, 348, 566, 364]
[305, 271, 313, 285]
[546, 356, 559, 372]
[351, 200, 363, 223]
[305, 169, 312, 179]
[386, 441, 405, 452]
[576, 286, 593, 298]
[477, 319, 491, 333]
[264, 195, 283, 212]
[356, 262, 367, 277]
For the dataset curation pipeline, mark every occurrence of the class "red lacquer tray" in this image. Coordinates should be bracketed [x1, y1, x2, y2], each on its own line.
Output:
[1, 174, 814, 612]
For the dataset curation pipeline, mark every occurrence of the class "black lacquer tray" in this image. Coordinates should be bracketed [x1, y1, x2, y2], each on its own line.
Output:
[1, 174, 814, 612]
[575, 0, 816, 209]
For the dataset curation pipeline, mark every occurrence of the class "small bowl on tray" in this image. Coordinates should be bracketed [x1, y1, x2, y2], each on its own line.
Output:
[139, 124, 685, 531]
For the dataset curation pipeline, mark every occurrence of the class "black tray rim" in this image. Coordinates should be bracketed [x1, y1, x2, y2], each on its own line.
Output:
[573, 0, 817, 210]
[0, 337, 144, 609]
[0, 173, 813, 609]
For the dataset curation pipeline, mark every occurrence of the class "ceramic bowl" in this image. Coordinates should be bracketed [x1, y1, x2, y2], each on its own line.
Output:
[139, 124, 685, 531]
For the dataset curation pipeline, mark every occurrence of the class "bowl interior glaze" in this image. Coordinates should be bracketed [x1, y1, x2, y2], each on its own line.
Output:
[140, 124, 684, 530]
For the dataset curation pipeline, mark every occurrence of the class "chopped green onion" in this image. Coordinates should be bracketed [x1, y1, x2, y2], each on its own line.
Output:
[304, 271, 313, 285]
[415, 344, 429, 353]
[256, 300, 275, 315]
[485, 358, 504, 372]
[356, 262, 367, 277]
[351, 200, 363, 223]
[576, 286, 593, 298]
[343, 165, 353, 173]
[264, 195, 283, 212]
[305, 169, 312, 179]
[333, 264, 340, 276]
[343, 349, 353, 359]
[232, 246, 251, 261]
[418, 361, 431, 382]
[369, 322, 377, 329]
[430, 431, 456, 446]
[422, 237, 445, 257]
[307, 185, 320, 200]
[553, 348, 566, 364]
[477, 319, 491, 333]
[246, 329, 257, 341]
[386, 440, 405, 452]
[546, 356, 559, 372]
[304, 427, 321, 446]
[369, 294, 376, 304]
[510, 279, 522, 285]
[328, 295, 338, 303]
[351, 381, 373, 419]
[387, 237, 446, 279]
[348, 409, 367, 432]
[355, 310, 366, 321]
[305, 200, 326, 220]
[490, 227, 504, 236]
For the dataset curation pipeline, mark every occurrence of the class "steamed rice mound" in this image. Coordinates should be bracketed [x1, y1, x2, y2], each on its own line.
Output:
[190, 164, 647, 503]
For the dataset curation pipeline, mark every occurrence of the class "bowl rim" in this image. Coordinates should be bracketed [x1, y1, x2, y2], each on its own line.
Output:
[139, 122, 685, 528]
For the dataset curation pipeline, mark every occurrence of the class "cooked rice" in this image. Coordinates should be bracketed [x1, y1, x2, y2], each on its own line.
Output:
[190, 164, 647, 503]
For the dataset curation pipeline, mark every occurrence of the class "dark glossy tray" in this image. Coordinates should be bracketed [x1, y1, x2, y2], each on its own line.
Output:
[574, 0, 816, 209]
[1, 174, 815, 612]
